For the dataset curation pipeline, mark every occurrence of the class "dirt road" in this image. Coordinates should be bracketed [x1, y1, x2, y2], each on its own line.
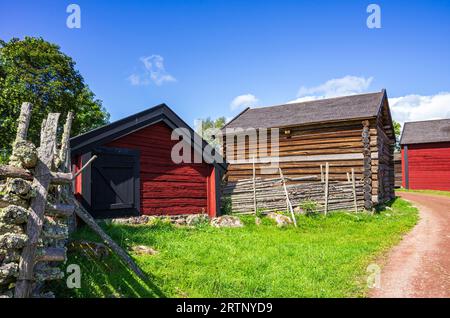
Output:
[370, 192, 450, 298]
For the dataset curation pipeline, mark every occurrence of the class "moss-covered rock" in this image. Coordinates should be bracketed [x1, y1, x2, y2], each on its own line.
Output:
[34, 266, 63, 282]
[0, 205, 29, 224]
[5, 178, 32, 199]
[42, 217, 68, 240]
[0, 192, 29, 209]
[0, 223, 24, 236]
[0, 262, 19, 285]
[9, 140, 38, 169]
[0, 233, 28, 249]
[0, 248, 21, 264]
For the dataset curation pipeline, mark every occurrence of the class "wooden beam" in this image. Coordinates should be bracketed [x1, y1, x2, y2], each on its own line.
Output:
[324, 162, 329, 216]
[71, 155, 97, 179]
[362, 120, 373, 211]
[57, 112, 74, 168]
[14, 102, 32, 142]
[15, 113, 60, 298]
[404, 145, 409, 189]
[0, 165, 72, 185]
[51, 172, 74, 184]
[65, 195, 147, 281]
[279, 168, 297, 227]
[36, 247, 66, 262]
[45, 203, 75, 218]
[228, 152, 378, 165]
[252, 156, 257, 214]
[0, 164, 33, 179]
[351, 168, 358, 213]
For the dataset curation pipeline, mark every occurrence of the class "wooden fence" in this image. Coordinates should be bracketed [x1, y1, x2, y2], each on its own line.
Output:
[223, 166, 365, 214]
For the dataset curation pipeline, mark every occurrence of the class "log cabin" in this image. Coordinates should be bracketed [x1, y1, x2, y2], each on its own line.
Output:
[400, 118, 450, 191]
[70, 104, 226, 219]
[221, 89, 396, 209]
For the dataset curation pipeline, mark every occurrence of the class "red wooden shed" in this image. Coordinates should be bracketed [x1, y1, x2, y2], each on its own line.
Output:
[400, 119, 450, 191]
[70, 104, 227, 219]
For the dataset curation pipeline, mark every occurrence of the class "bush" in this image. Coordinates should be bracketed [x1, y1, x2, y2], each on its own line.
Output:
[299, 200, 320, 216]
[0, 150, 8, 164]
[221, 196, 232, 215]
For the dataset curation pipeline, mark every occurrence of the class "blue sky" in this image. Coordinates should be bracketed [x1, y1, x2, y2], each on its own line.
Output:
[1, 0, 450, 127]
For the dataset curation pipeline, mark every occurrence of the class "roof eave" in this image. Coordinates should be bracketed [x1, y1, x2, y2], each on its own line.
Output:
[70, 104, 227, 171]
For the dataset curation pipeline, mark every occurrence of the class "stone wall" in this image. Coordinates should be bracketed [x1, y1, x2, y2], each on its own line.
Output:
[0, 103, 73, 298]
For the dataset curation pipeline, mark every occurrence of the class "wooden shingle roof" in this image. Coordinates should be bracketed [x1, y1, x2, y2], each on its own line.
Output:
[400, 119, 450, 145]
[223, 90, 386, 130]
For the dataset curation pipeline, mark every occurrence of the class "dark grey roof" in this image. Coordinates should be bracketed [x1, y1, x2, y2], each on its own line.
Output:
[223, 91, 386, 130]
[400, 119, 450, 145]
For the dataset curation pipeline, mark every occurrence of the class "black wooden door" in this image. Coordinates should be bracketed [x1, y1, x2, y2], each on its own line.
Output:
[90, 147, 140, 218]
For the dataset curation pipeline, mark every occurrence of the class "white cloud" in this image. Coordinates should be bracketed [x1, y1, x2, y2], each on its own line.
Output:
[127, 74, 142, 86]
[230, 94, 258, 111]
[280, 75, 449, 128]
[389, 92, 450, 127]
[289, 75, 374, 103]
[127, 54, 176, 86]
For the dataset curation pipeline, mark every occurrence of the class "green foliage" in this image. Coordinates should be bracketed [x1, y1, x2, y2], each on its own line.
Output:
[220, 196, 232, 215]
[396, 188, 450, 198]
[392, 120, 402, 150]
[0, 37, 110, 156]
[56, 198, 418, 298]
[0, 150, 8, 164]
[299, 199, 320, 216]
[195, 116, 227, 149]
[255, 208, 265, 218]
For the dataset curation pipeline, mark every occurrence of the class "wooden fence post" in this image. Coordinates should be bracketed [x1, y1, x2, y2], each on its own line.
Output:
[279, 168, 297, 227]
[15, 113, 60, 298]
[15, 102, 32, 141]
[252, 156, 257, 214]
[57, 112, 73, 168]
[347, 172, 351, 183]
[351, 168, 358, 213]
[324, 162, 329, 215]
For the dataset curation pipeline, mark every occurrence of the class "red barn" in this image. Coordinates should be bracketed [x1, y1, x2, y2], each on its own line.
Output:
[70, 104, 226, 219]
[400, 119, 450, 191]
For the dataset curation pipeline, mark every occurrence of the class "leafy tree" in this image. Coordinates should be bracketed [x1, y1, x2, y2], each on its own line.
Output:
[0, 37, 110, 161]
[392, 120, 402, 150]
[195, 116, 227, 150]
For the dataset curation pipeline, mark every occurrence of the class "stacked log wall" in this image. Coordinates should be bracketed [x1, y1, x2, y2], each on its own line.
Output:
[223, 116, 394, 209]
[373, 98, 396, 202]
[224, 120, 369, 182]
[393, 152, 402, 188]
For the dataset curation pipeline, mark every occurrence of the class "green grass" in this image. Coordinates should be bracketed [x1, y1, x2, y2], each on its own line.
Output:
[396, 188, 450, 198]
[52, 198, 418, 298]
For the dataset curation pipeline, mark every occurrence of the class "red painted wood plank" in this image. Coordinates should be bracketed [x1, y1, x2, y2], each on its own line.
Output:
[106, 122, 211, 215]
[403, 142, 450, 191]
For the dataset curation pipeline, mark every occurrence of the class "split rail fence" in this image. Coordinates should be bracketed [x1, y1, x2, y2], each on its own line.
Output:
[223, 164, 364, 215]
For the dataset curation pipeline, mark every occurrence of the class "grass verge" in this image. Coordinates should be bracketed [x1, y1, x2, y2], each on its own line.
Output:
[396, 188, 450, 198]
[52, 198, 418, 298]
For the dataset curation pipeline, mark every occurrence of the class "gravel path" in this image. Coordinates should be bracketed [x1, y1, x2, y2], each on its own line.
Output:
[370, 192, 450, 298]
